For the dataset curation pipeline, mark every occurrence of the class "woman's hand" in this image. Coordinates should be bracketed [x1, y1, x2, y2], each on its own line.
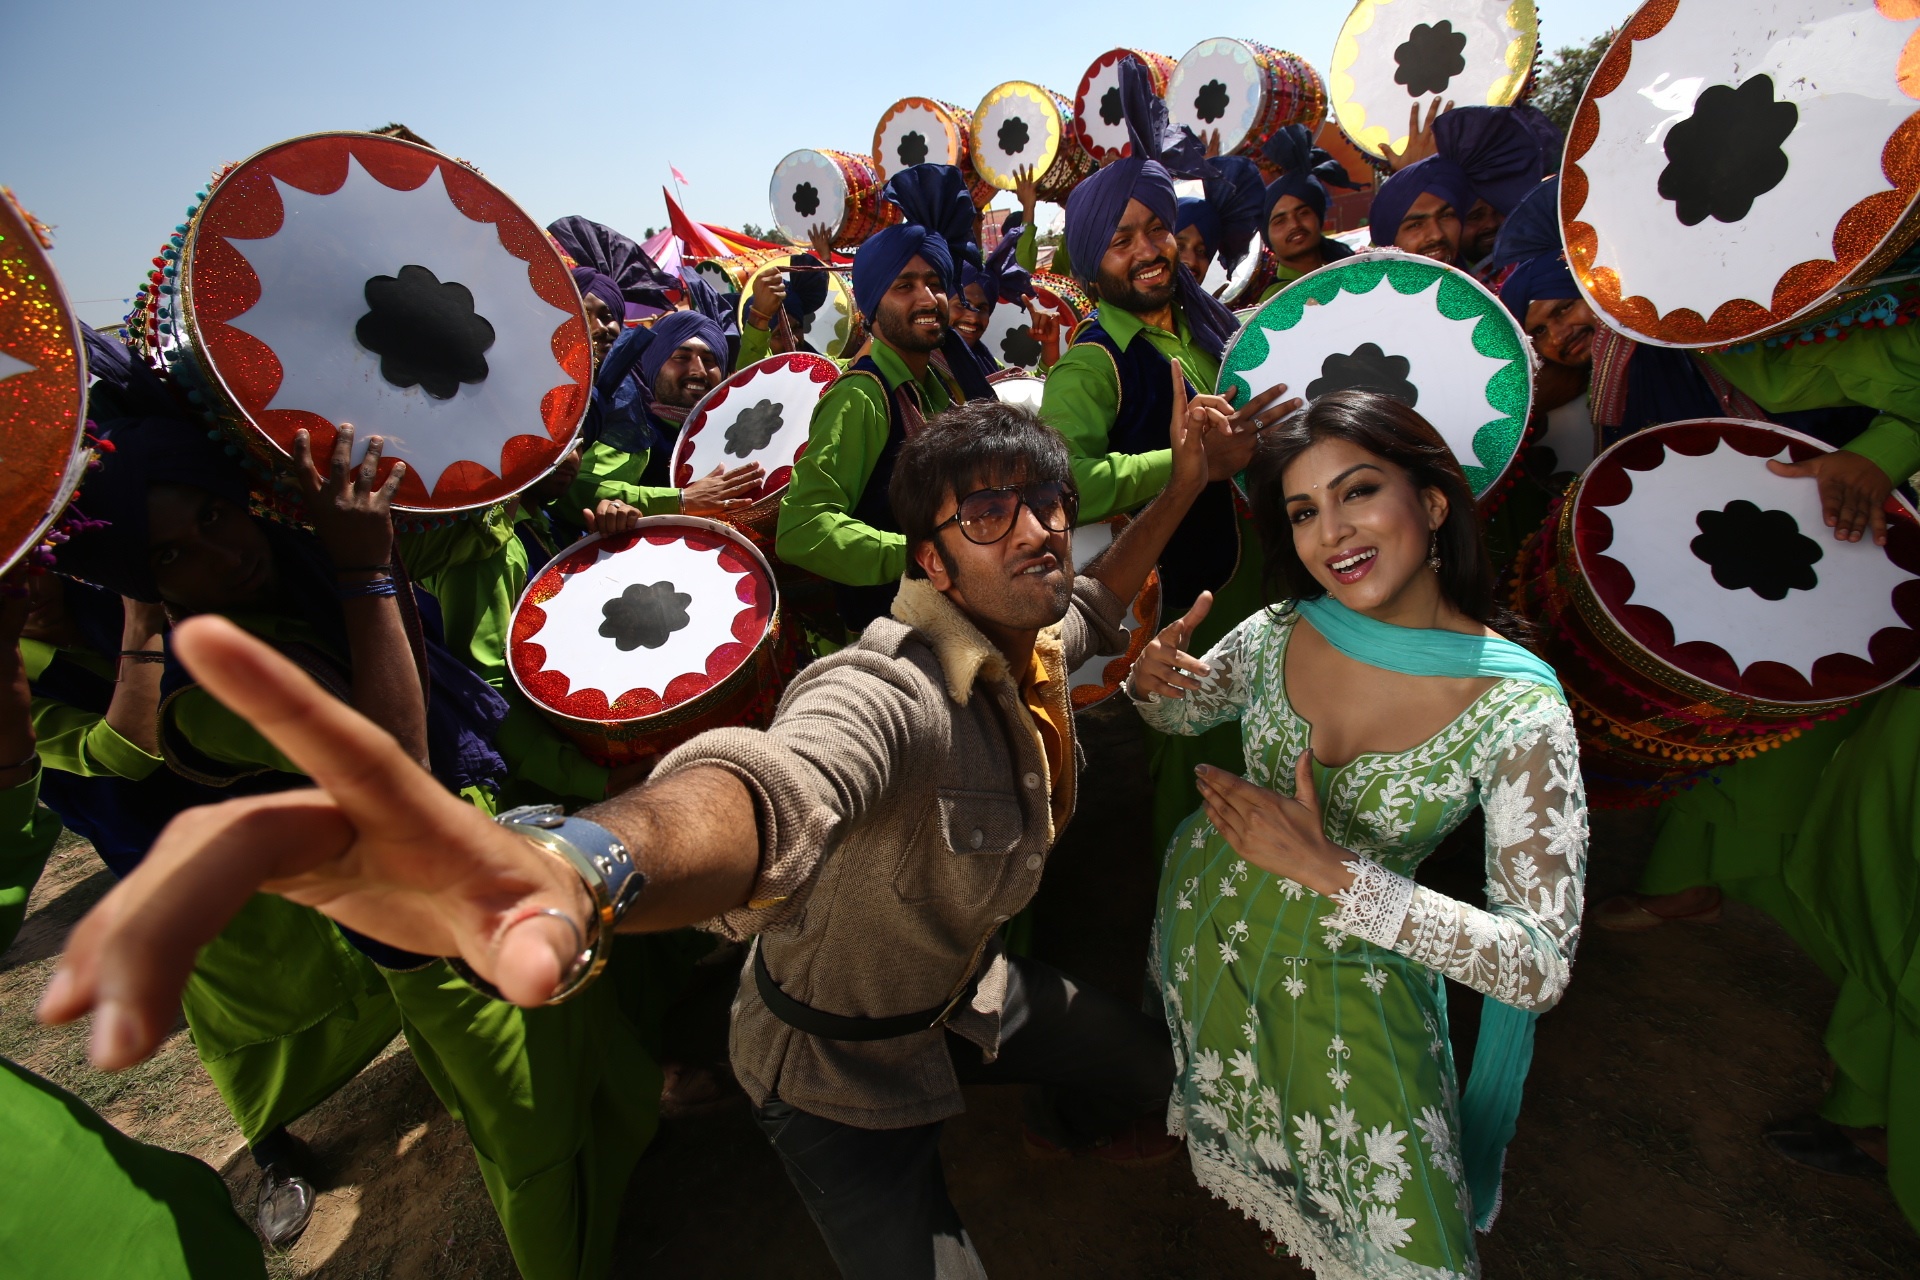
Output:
[1766, 451, 1896, 545]
[1197, 753, 1355, 897]
[583, 499, 644, 537]
[681, 463, 765, 516]
[36, 616, 593, 1070]
[1130, 591, 1214, 700]
[293, 425, 406, 568]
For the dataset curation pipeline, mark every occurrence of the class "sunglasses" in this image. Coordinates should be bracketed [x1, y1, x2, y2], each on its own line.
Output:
[934, 481, 1078, 545]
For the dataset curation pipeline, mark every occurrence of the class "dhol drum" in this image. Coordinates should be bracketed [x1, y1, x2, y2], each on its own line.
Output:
[153, 127, 587, 514]
[1328, 0, 1539, 163]
[729, 254, 860, 360]
[1166, 38, 1328, 165]
[145, 131, 590, 516]
[975, 273, 1087, 372]
[873, 99, 996, 208]
[1562, 0, 1920, 347]
[1074, 49, 1181, 163]
[672, 353, 838, 541]
[0, 190, 90, 574]
[769, 149, 898, 249]
[1513, 418, 1920, 806]
[1217, 251, 1534, 498]
[971, 82, 1100, 201]
[509, 517, 784, 766]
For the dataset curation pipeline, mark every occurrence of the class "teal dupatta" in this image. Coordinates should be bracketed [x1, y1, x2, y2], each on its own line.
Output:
[1294, 595, 1560, 1230]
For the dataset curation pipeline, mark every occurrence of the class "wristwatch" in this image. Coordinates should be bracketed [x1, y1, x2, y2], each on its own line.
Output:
[449, 804, 645, 1005]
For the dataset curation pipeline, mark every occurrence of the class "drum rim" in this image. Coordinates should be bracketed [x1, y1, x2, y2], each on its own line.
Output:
[1065, 514, 1163, 708]
[971, 81, 1071, 191]
[0, 192, 91, 576]
[1326, 0, 1540, 162]
[872, 97, 968, 182]
[672, 350, 839, 494]
[729, 255, 857, 357]
[1569, 415, 1920, 706]
[508, 514, 780, 728]
[1561, 1, 1920, 348]
[175, 128, 591, 515]
[1216, 248, 1535, 498]
[1167, 36, 1278, 155]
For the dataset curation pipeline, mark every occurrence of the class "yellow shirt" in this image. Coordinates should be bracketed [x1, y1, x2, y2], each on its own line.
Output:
[1019, 647, 1072, 833]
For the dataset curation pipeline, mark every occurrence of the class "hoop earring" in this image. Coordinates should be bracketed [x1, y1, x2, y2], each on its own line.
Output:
[1427, 532, 1443, 572]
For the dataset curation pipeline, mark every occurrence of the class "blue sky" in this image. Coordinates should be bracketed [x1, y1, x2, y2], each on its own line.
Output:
[5, 0, 1638, 328]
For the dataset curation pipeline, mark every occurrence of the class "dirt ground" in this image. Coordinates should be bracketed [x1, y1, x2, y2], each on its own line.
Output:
[4, 807, 1917, 1279]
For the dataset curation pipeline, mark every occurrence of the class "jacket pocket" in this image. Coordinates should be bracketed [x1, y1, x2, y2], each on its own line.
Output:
[892, 789, 1024, 907]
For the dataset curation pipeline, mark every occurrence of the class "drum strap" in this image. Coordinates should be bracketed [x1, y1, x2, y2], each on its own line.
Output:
[753, 942, 984, 1042]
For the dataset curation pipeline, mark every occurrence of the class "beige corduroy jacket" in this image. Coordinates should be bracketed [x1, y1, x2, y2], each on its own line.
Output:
[651, 573, 1128, 1129]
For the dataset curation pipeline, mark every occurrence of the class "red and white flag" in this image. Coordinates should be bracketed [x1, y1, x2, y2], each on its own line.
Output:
[670, 165, 691, 186]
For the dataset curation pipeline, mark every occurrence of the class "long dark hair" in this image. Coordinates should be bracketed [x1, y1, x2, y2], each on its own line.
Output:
[1244, 389, 1531, 641]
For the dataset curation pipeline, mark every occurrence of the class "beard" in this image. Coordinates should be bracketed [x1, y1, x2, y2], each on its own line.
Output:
[655, 366, 714, 409]
[1095, 251, 1178, 315]
[876, 298, 949, 354]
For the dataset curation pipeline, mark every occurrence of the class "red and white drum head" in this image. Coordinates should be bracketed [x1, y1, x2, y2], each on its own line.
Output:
[1572, 419, 1920, 704]
[672, 353, 837, 500]
[874, 99, 969, 182]
[976, 282, 1078, 373]
[1563, 0, 1920, 347]
[1074, 50, 1177, 162]
[176, 132, 590, 513]
[0, 192, 89, 574]
[509, 518, 777, 728]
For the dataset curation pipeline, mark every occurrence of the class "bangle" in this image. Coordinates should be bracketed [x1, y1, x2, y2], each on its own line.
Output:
[334, 563, 393, 575]
[118, 649, 167, 663]
[334, 575, 399, 600]
[0, 749, 39, 773]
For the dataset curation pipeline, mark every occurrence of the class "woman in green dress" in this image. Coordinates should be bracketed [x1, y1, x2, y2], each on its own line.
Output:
[1131, 390, 1587, 1278]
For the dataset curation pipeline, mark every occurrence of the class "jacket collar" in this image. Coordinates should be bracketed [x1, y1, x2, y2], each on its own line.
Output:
[890, 577, 1064, 706]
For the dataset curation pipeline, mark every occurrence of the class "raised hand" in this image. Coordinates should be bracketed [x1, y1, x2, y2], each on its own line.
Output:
[37, 616, 592, 1070]
[1027, 298, 1063, 368]
[1196, 752, 1352, 897]
[748, 268, 788, 331]
[1013, 164, 1039, 226]
[1170, 362, 1225, 492]
[1381, 97, 1453, 172]
[293, 424, 405, 568]
[681, 463, 766, 517]
[1129, 590, 1214, 700]
[1766, 451, 1895, 545]
[807, 223, 836, 264]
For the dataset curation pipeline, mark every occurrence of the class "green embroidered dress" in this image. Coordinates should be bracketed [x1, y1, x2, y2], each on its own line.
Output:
[1143, 607, 1587, 1279]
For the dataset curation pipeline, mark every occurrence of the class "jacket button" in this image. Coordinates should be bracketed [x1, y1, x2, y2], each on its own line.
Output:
[1025, 854, 1043, 871]
[969, 828, 984, 850]
[1023, 772, 1041, 789]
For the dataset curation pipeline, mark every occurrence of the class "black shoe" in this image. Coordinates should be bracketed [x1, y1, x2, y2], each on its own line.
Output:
[1763, 1114, 1885, 1181]
[255, 1163, 315, 1248]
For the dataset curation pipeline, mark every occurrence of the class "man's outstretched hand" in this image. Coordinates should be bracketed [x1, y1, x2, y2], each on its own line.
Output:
[37, 617, 591, 1070]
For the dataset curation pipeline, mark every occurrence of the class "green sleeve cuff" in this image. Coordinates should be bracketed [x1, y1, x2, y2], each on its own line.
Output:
[737, 321, 772, 368]
[636, 486, 684, 516]
[1842, 414, 1920, 485]
[81, 720, 164, 781]
[1014, 224, 1039, 273]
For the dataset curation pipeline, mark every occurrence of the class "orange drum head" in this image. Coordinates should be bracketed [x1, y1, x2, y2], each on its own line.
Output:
[0, 192, 89, 574]
[874, 99, 968, 181]
[175, 132, 590, 514]
[1563, 0, 1920, 347]
[510, 518, 777, 727]
[673, 352, 838, 498]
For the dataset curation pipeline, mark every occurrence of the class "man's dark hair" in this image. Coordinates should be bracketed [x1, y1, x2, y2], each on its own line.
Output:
[889, 400, 1075, 580]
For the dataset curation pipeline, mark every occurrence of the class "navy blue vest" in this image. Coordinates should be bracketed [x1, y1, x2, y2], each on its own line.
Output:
[1075, 320, 1241, 616]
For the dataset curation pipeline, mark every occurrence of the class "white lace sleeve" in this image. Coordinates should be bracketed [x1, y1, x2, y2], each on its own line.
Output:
[1330, 700, 1589, 1011]
[1128, 611, 1261, 737]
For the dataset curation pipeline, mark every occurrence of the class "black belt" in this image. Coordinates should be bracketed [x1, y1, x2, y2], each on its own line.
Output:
[753, 943, 979, 1042]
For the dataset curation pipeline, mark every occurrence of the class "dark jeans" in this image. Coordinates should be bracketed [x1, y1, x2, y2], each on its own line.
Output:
[753, 953, 1174, 1280]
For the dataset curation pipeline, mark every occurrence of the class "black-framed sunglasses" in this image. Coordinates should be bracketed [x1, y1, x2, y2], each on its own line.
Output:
[934, 481, 1079, 545]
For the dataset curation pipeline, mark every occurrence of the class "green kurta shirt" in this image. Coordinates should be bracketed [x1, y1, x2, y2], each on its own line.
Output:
[19, 641, 163, 781]
[1040, 302, 1222, 524]
[774, 337, 956, 587]
[562, 440, 684, 526]
[1703, 328, 1920, 482]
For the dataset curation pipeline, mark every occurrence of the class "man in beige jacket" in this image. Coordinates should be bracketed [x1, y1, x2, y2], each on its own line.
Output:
[45, 380, 1255, 1278]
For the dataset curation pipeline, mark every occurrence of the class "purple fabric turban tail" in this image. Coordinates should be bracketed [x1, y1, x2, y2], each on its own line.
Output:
[547, 215, 679, 315]
[1063, 58, 1239, 361]
[849, 163, 995, 401]
[1368, 155, 1476, 246]
[961, 210, 1034, 319]
[1175, 155, 1266, 273]
[1492, 177, 1580, 322]
[1431, 105, 1562, 216]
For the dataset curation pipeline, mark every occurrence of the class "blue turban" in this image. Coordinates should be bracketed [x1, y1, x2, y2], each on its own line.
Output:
[637, 308, 731, 396]
[1433, 106, 1556, 216]
[1368, 156, 1475, 246]
[1500, 254, 1579, 323]
[1064, 59, 1238, 360]
[961, 212, 1034, 313]
[547, 215, 678, 313]
[1487, 177, 1562, 272]
[850, 163, 978, 322]
[1175, 198, 1219, 254]
[570, 267, 626, 326]
[1260, 125, 1362, 225]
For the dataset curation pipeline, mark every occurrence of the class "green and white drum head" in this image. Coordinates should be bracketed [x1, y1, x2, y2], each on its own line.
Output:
[1218, 250, 1533, 498]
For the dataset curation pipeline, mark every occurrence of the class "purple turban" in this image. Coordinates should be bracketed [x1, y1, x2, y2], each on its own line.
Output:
[1064, 59, 1238, 360]
[1175, 198, 1219, 253]
[1432, 106, 1559, 216]
[571, 267, 626, 326]
[1368, 156, 1474, 246]
[850, 163, 978, 322]
[1178, 156, 1266, 273]
[1500, 254, 1579, 323]
[547, 215, 678, 314]
[961, 212, 1034, 316]
[1260, 125, 1362, 225]
[637, 308, 731, 395]
[1491, 178, 1579, 321]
